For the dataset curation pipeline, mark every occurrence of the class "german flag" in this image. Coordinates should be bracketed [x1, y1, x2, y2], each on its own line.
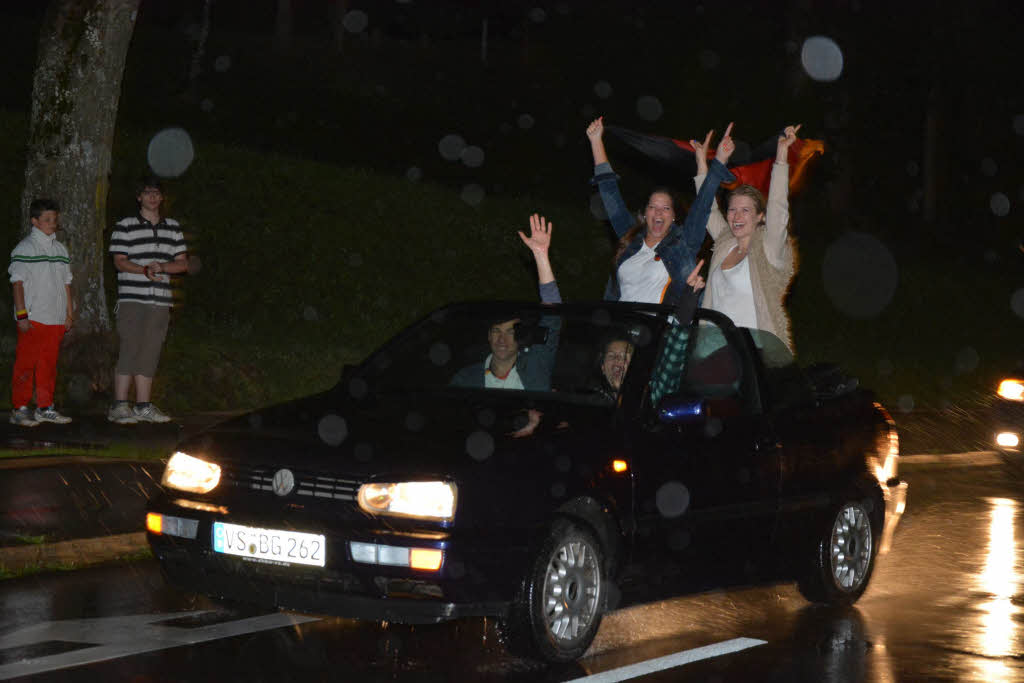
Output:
[605, 125, 825, 196]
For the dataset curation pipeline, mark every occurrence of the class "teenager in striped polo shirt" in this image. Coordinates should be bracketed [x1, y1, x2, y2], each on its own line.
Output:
[8, 198, 74, 426]
[107, 176, 189, 424]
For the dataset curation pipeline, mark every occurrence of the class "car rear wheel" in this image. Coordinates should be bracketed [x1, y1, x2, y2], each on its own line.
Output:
[500, 518, 604, 663]
[798, 500, 876, 605]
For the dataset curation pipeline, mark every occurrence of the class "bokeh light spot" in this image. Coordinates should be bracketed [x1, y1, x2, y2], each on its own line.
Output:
[461, 184, 485, 206]
[550, 482, 566, 498]
[801, 36, 844, 82]
[528, 7, 546, 22]
[147, 127, 194, 178]
[429, 342, 451, 367]
[466, 430, 494, 461]
[460, 145, 485, 168]
[897, 395, 915, 413]
[214, 55, 231, 72]
[406, 166, 422, 182]
[656, 481, 690, 518]
[954, 347, 979, 375]
[636, 95, 663, 122]
[990, 192, 1010, 217]
[517, 113, 535, 130]
[317, 414, 347, 446]
[1010, 288, 1024, 318]
[438, 134, 466, 161]
[405, 411, 426, 432]
[342, 10, 368, 33]
[981, 158, 998, 177]
[822, 232, 899, 318]
[593, 80, 612, 99]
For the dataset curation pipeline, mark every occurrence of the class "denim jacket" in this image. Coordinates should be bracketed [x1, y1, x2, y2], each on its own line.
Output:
[592, 158, 735, 306]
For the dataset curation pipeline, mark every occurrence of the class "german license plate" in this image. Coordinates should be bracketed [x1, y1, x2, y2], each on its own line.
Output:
[213, 522, 326, 567]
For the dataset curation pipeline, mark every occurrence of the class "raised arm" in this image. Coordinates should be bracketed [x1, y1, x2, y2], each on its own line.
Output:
[519, 214, 562, 304]
[763, 124, 798, 267]
[693, 123, 735, 241]
[587, 117, 634, 238]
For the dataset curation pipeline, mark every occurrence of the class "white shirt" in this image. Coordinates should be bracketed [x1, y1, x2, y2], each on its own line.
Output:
[617, 242, 670, 304]
[8, 227, 72, 325]
[707, 247, 757, 330]
[483, 353, 525, 390]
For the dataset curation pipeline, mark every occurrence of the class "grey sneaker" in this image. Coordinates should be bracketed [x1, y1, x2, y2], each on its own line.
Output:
[108, 402, 139, 424]
[35, 406, 72, 424]
[10, 406, 39, 427]
[133, 403, 171, 423]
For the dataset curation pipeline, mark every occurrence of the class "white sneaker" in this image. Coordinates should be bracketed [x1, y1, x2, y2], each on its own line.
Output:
[133, 403, 171, 423]
[34, 406, 72, 424]
[10, 406, 39, 427]
[108, 402, 139, 424]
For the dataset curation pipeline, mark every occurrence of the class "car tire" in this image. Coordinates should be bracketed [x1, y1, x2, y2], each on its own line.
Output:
[798, 500, 876, 606]
[500, 518, 605, 663]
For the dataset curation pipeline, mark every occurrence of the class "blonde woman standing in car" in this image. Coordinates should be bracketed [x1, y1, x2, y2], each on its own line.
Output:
[693, 123, 800, 351]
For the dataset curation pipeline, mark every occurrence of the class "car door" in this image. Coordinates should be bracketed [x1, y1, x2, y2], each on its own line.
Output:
[625, 312, 782, 594]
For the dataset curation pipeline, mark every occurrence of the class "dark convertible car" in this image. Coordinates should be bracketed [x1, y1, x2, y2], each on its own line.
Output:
[146, 302, 907, 662]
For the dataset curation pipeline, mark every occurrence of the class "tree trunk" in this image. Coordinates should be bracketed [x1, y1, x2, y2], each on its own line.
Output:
[21, 0, 141, 393]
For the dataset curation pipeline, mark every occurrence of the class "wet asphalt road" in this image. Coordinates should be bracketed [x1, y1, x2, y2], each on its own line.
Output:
[2, 452, 1023, 682]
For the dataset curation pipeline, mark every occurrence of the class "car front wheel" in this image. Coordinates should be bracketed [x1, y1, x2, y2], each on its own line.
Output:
[500, 518, 604, 663]
[798, 500, 876, 605]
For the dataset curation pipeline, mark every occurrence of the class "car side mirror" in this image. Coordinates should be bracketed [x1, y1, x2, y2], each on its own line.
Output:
[656, 393, 706, 425]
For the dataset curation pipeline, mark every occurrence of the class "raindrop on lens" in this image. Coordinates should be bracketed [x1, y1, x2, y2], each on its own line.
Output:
[342, 10, 368, 33]
[990, 192, 1010, 217]
[461, 184, 485, 206]
[1010, 288, 1024, 319]
[517, 114, 535, 130]
[466, 430, 494, 461]
[317, 414, 348, 446]
[801, 36, 844, 82]
[528, 7, 546, 22]
[438, 134, 466, 161]
[897, 395, 915, 413]
[460, 145, 485, 168]
[428, 342, 451, 367]
[476, 408, 496, 428]
[406, 166, 422, 182]
[980, 158, 998, 176]
[354, 442, 373, 461]
[656, 482, 690, 518]
[822, 232, 899, 318]
[954, 347, 979, 375]
[214, 55, 231, 72]
[348, 377, 368, 399]
[906, 161, 919, 177]
[636, 95, 663, 122]
[405, 411, 426, 432]
[1014, 114, 1024, 136]
[593, 80, 613, 99]
[200, 99, 214, 113]
[550, 483, 566, 498]
[147, 127, 195, 178]
[698, 49, 720, 69]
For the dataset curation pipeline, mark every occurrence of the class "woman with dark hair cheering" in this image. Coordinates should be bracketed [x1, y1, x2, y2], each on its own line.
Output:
[586, 117, 733, 306]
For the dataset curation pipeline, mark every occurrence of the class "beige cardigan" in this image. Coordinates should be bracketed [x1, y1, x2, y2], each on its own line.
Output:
[695, 161, 797, 351]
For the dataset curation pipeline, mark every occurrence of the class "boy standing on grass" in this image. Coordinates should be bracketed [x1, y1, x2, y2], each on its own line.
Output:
[107, 176, 188, 424]
[8, 198, 74, 426]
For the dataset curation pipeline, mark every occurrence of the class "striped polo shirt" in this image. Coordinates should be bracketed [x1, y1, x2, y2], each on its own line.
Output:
[109, 215, 187, 307]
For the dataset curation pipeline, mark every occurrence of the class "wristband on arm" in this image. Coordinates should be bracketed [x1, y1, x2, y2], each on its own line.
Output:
[15, 309, 27, 321]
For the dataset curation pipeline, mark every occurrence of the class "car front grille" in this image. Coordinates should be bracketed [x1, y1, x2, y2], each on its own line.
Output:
[221, 462, 361, 501]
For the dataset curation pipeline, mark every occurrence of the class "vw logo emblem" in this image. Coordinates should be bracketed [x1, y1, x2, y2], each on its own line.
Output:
[272, 469, 295, 497]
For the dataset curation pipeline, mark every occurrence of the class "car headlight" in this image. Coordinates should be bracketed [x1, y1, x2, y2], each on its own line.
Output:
[997, 379, 1024, 401]
[357, 481, 456, 521]
[162, 451, 221, 494]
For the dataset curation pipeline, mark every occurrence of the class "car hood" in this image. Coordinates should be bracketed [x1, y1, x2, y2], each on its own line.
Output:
[179, 389, 612, 480]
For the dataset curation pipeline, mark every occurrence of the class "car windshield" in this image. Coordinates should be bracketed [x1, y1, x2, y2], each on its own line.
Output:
[354, 304, 664, 405]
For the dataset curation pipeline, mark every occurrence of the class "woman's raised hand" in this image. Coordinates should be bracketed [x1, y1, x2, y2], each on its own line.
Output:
[715, 122, 735, 166]
[776, 123, 801, 160]
[586, 117, 604, 142]
[686, 258, 706, 292]
[519, 213, 553, 256]
[690, 129, 714, 175]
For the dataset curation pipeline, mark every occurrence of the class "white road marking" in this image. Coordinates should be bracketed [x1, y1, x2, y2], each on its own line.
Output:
[565, 637, 767, 683]
[0, 611, 320, 680]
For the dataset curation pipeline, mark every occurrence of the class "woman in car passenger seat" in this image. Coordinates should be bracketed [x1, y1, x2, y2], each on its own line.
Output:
[692, 123, 800, 351]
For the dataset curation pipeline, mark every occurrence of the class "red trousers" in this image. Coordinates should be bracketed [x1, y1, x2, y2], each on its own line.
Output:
[11, 322, 65, 408]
